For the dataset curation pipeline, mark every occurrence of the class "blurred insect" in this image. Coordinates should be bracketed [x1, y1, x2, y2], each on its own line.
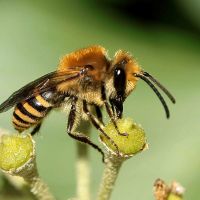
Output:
[0, 45, 175, 159]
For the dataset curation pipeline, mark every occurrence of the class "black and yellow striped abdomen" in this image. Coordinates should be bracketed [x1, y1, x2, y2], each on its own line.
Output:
[12, 92, 53, 132]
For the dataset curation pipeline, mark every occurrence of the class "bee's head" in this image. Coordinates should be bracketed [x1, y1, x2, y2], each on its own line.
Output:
[112, 50, 141, 96]
[108, 50, 140, 118]
[109, 50, 175, 119]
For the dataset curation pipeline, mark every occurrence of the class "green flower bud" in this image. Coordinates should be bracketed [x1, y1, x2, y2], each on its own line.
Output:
[168, 181, 185, 200]
[100, 118, 146, 157]
[0, 132, 55, 200]
[168, 194, 182, 200]
[0, 134, 34, 172]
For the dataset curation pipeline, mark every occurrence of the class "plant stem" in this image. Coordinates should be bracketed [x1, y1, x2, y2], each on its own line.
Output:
[25, 171, 56, 200]
[96, 153, 124, 200]
[19, 158, 56, 200]
[76, 142, 90, 200]
[76, 122, 91, 200]
[96, 118, 147, 200]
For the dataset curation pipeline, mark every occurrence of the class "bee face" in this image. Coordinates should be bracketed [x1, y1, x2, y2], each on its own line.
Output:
[107, 50, 141, 100]
[104, 50, 141, 118]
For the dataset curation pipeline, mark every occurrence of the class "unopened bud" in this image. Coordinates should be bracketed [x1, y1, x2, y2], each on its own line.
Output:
[0, 134, 34, 173]
[100, 118, 147, 157]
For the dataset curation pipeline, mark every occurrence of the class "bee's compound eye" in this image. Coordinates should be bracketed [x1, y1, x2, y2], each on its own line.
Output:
[116, 69, 122, 76]
[113, 67, 126, 99]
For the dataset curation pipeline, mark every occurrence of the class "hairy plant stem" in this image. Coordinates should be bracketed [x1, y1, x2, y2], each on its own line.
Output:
[96, 153, 124, 200]
[96, 118, 146, 200]
[76, 122, 91, 200]
[76, 142, 90, 200]
[23, 159, 56, 200]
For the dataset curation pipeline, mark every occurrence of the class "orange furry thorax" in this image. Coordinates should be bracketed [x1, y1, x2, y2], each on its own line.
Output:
[58, 45, 109, 72]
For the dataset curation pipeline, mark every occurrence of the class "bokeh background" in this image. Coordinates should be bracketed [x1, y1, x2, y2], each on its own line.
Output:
[0, 0, 200, 199]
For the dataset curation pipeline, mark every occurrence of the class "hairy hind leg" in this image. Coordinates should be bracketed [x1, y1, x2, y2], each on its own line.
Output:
[67, 96, 105, 162]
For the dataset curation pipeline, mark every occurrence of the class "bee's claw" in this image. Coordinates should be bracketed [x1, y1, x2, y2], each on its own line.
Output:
[118, 132, 128, 136]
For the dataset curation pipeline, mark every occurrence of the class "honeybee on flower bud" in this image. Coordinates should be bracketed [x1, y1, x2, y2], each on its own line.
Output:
[0, 45, 175, 158]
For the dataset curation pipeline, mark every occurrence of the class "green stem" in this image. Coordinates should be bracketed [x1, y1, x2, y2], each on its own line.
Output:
[21, 159, 56, 200]
[26, 176, 56, 200]
[97, 118, 147, 200]
[76, 121, 91, 200]
[76, 142, 90, 200]
[96, 153, 124, 200]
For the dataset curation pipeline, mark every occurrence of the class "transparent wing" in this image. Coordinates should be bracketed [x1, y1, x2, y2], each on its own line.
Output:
[0, 70, 81, 112]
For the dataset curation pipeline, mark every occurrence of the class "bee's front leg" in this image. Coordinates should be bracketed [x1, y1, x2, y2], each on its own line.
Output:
[82, 100, 120, 157]
[94, 105, 104, 126]
[101, 84, 127, 136]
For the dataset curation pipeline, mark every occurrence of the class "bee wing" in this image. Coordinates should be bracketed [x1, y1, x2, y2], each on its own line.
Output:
[0, 70, 81, 112]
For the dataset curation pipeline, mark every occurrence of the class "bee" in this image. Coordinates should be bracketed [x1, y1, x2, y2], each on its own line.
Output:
[0, 45, 175, 158]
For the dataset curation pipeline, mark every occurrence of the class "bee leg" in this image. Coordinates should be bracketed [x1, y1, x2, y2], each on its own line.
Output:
[83, 100, 120, 157]
[67, 97, 105, 162]
[101, 84, 128, 136]
[31, 122, 42, 136]
[95, 105, 104, 125]
[109, 98, 123, 119]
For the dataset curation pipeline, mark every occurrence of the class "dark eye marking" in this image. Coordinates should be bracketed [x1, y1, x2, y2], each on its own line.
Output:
[111, 62, 127, 118]
[113, 58, 127, 98]
[114, 68, 126, 98]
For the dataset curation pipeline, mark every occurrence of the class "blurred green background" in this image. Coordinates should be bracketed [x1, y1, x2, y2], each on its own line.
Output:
[0, 0, 200, 199]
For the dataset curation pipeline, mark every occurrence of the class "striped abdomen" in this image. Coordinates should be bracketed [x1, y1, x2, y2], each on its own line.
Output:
[12, 92, 53, 132]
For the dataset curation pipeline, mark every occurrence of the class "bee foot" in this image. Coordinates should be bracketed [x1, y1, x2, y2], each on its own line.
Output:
[118, 132, 128, 136]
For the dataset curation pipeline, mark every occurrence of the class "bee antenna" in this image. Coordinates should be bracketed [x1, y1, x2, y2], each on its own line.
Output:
[142, 71, 176, 104]
[135, 73, 170, 119]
